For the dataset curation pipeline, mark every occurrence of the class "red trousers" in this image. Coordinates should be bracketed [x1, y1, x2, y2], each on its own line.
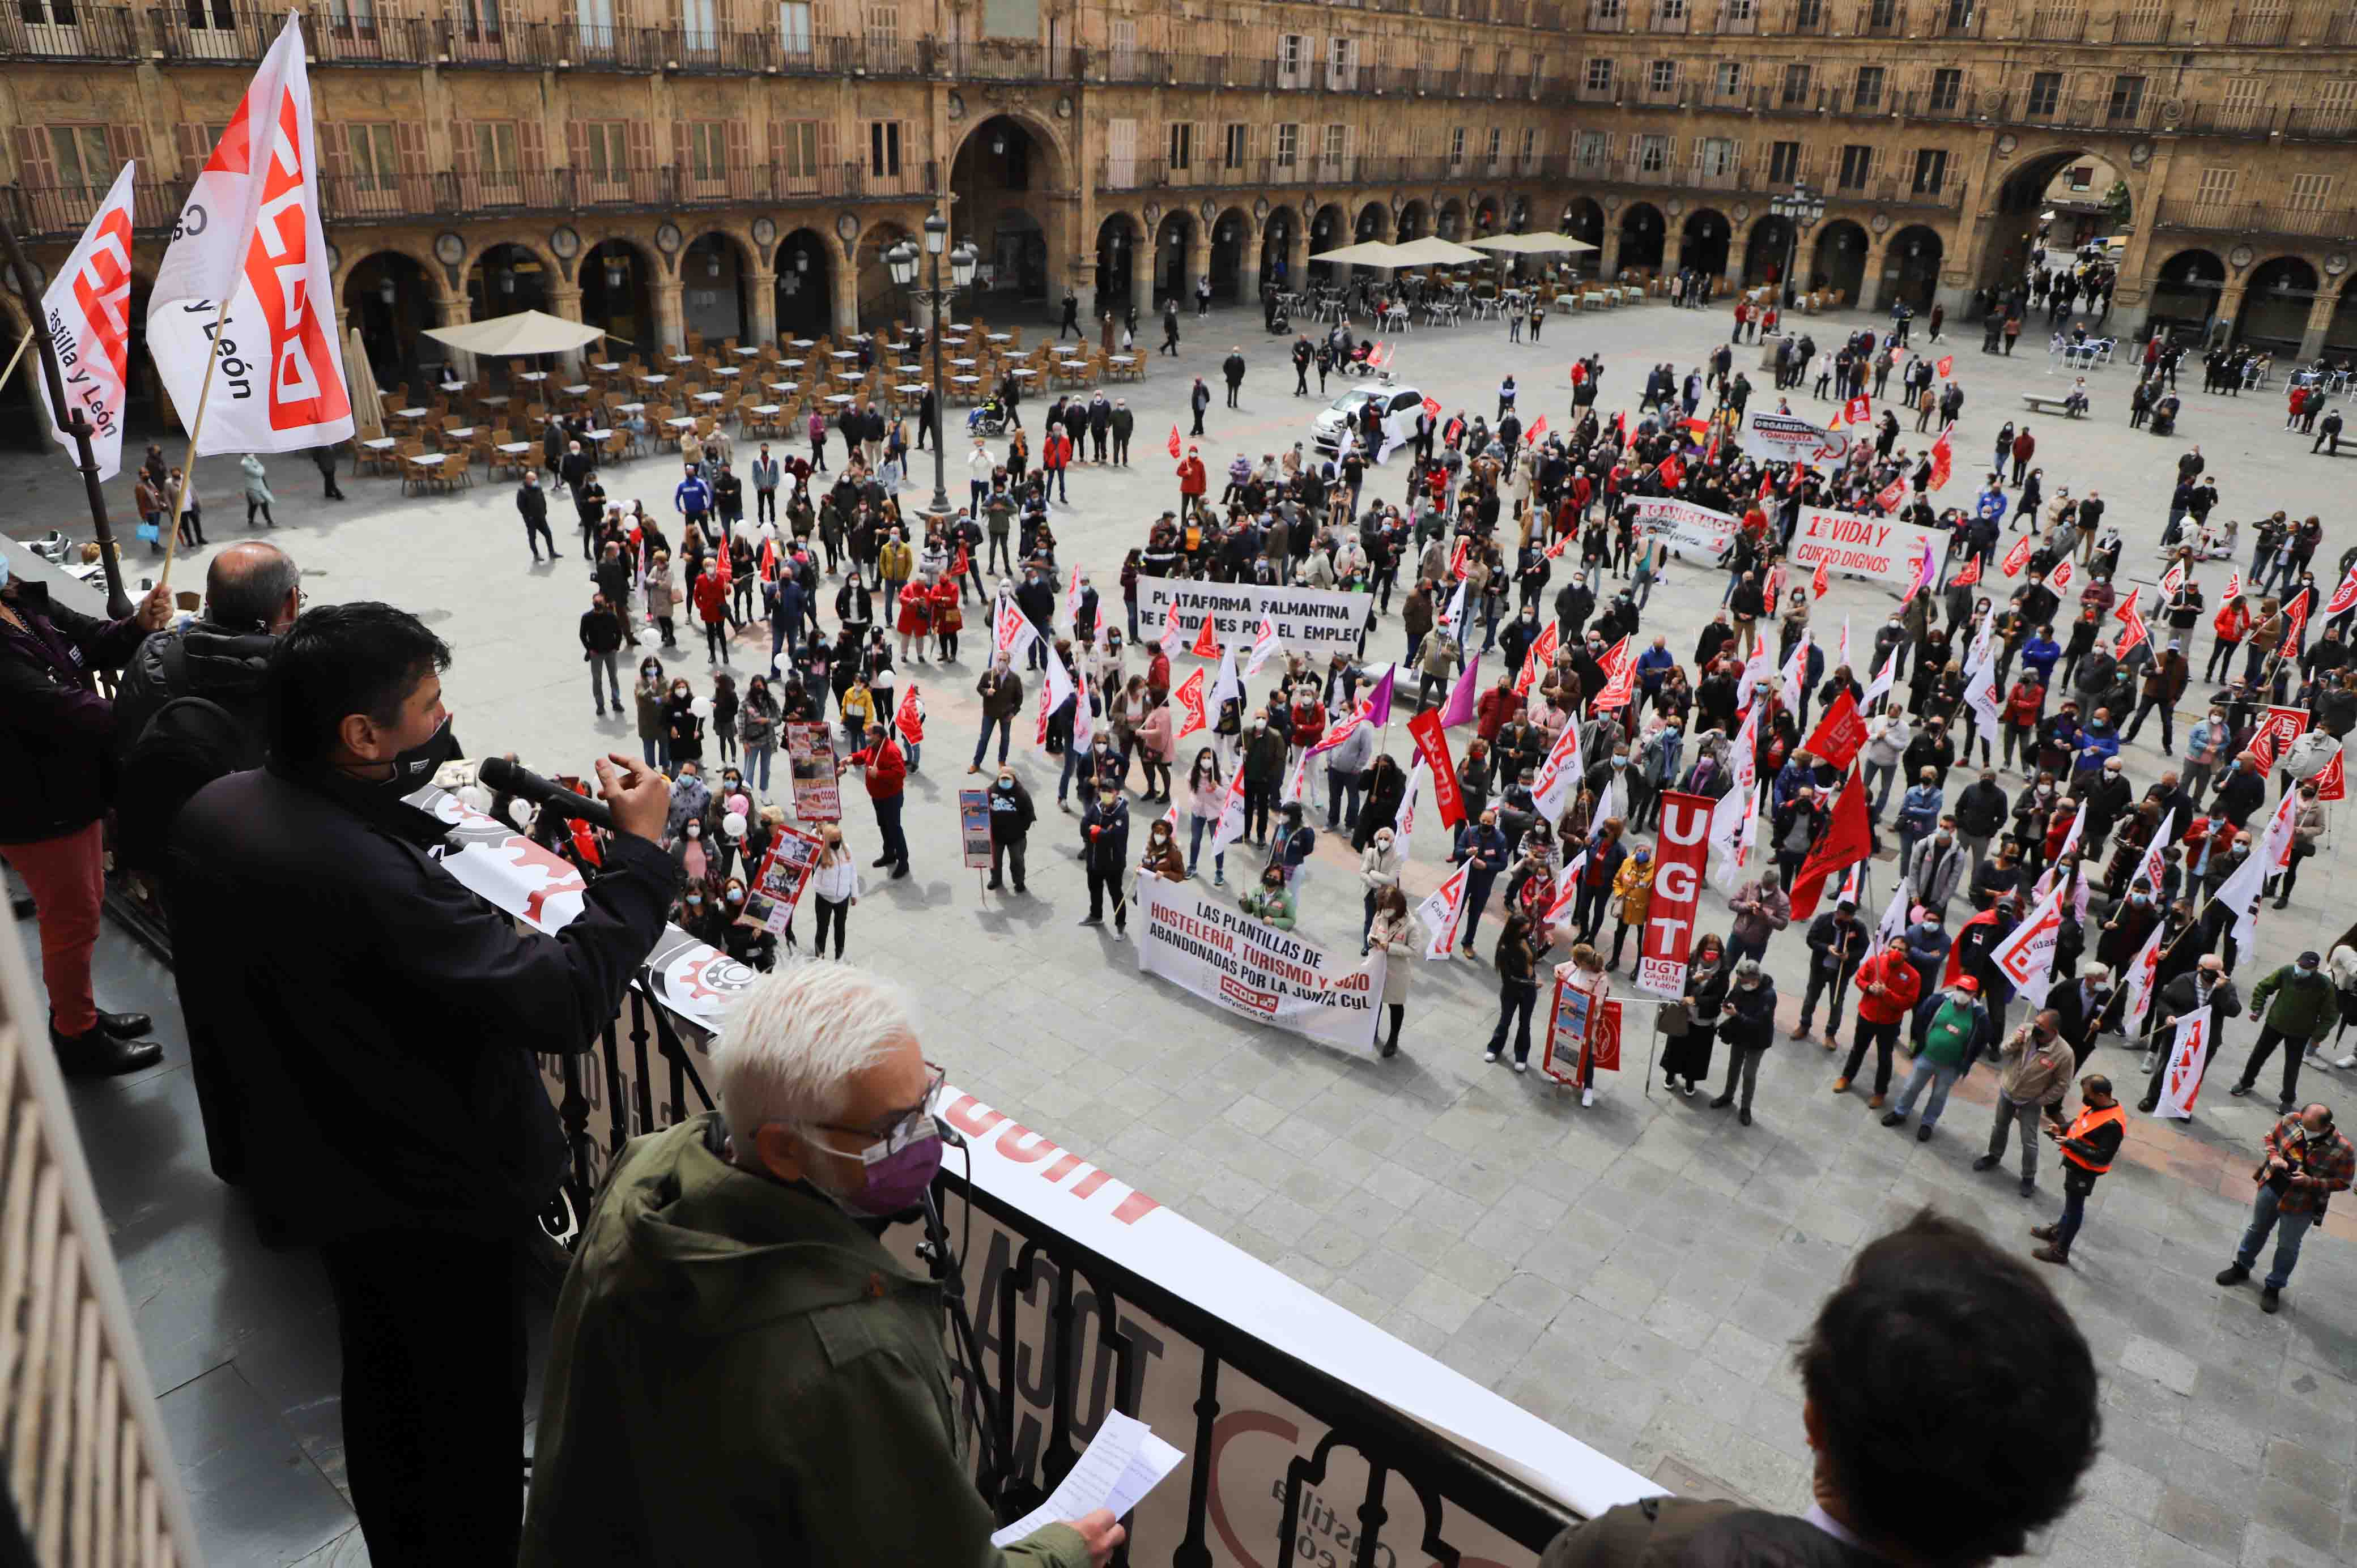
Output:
[2, 820, 105, 1034]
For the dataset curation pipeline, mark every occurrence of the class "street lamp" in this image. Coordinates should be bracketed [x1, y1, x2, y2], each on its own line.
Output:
[886, 208, 979, 524]
[1769, 182, 1824, 309]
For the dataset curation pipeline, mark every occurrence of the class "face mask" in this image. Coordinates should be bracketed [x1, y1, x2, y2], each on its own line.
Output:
[1613, 756, 1628, 769]
[801, 1116, 944, 1220]
[725, 889, 744, 904]
[686, 895, 704, 907]
[367, 716, 460, 800]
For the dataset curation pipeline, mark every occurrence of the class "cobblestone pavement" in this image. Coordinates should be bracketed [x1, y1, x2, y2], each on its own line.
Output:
[10, 294, 2356, 1566]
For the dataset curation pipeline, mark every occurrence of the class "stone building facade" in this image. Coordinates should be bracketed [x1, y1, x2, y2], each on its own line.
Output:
[5, 0, 2357, 433]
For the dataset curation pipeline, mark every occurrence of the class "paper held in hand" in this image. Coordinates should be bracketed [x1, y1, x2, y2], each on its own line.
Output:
[988, 1410, 1185, 1547]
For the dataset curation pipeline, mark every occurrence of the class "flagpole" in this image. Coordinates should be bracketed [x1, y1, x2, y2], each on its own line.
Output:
[0, 207, 134, 618]
[158, 307, 231, 592]
[0, 325, 33, 393]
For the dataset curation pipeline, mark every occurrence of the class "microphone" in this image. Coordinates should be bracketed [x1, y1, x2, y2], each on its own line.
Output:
[932, 1113, 968, 1151]
[476, 755, 617, 834]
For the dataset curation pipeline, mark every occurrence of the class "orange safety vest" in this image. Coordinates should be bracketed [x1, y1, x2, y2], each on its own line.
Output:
[2060, 1101, 2126, 1174]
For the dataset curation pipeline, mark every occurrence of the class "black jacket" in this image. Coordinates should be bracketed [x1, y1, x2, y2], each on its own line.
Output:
[0, 580, 148, 843]
[517, 482, 550, 525]
[167, 764, 678, 1244]
[110, 621, 277, 870]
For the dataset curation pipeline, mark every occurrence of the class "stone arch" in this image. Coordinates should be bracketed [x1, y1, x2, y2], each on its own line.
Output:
[2235, 255, 2322, 355]
[1975, 144, 2134, 290]
[772, 225, 834, 340]
[1741, 214, 1795, 289]
[1881, 224, 1946, 312]
[1471, 193, 1500, 235]
[1812, 218, 1870, 302]
[343, 249, 442, 394]
[1618, 202, 1666, 276]
[1309, 202, 1348, 255]
[457, 232, 561, 293]
[1095, 210, 1143, 310]
[582, 235, 660, 348]
[1562, 197, 1604, 250]
[333, 237, 449, 306]
[681, 228, 756, 343]
[1436, 198, 1466, 240]
[1210, 206, 1251, 302]
[464, 240, 554, 321]
[1355, 201, 1390, 243]
[945, 106, 1075, 195]
[1397, 199, 1429, 242]
[1260, 204, 1300, 292]
[1679, 207, 1732, 278]
[1150, 208, 1194, 304]
[854, 219, 918, 332]
[2326, 271, 2357, 356]
[2148, 248, 2227, 340]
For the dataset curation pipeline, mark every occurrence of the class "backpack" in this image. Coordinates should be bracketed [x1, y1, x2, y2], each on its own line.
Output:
[116, 692, 256, 874]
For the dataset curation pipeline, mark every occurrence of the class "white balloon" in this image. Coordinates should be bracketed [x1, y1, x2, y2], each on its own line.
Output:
[722, 811, 747, 838]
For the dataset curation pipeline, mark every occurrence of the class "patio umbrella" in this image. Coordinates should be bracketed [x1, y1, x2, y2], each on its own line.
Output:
[1309, 240, 1412, 269]
[344, 325, 385, 433]
[423, 308, 609, 357]
[1471, 232, 1599, 255]
[1386, 235, 1491, 267]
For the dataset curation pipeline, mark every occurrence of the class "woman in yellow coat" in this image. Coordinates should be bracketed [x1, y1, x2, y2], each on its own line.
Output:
[1606, 844, 1656, 972]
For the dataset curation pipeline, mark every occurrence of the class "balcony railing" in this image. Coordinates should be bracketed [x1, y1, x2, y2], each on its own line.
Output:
[2224, 7, 2291, 43]
[0, 3, 146, 61]
[2154, 196, 2356, 240]
[311, 159, 937, 227]
[2023, 6, 2087, 40]
[7, 177, 190, 241]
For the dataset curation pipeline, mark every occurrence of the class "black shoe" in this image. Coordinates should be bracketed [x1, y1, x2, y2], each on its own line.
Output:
[9, 893, 33, 920]
[1880, 1111, 1906, 1127]
[2261, 1285, 2281, 1312]
[890, 863, 909, 880]
[872, 854, 894, 867]
[2228, 1081, 2253, 1097]
[97, 1009, 153, 1039]
[1708, 1094, 1733, 1109]
[985, 877, 1004, 890]
[2216, 1263, 2250, 1286]
[2019, 1178, 2036, 1197]
[1078, 915, 1103, 926]
[1738, 1108, 1752, 1126]
[52, 1020, 163, 1078]
[1972, 1154, 1999, 1171]
[2135, 1096, 2159, 1113]
[1013, 884, 1028, 895]
[1916, 1124, 1934, 1141]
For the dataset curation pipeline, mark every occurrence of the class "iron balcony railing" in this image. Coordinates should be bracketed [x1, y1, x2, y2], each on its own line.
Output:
[7, 177, 190, 242]
[0, 3, 146, 61]
[312, 160, 936, 227]
[2153, 196, 2357, 240]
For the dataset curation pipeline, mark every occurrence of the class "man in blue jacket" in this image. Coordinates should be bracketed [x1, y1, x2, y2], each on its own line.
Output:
[674, 462, 714, 532]
[1452, 808, 1512, 959]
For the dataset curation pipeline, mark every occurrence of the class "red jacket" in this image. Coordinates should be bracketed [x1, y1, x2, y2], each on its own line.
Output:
[692, 570, 729, 624]
[1176, 455, 1207, 496]
[1044, 432, 1071, 470]
[1853, 949, 1922, 1025]
[1289, 702, 1326, 747]
[2012, 431, 2035, 462]
[2004, 680, 2044, 728]
[850, 735, 905, 799]
[1476, 685, 1524, 740]
[2214, 600, 2249, 642]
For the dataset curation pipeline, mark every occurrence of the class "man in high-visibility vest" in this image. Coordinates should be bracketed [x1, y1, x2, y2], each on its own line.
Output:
[2030, 1075, 2126, 1267]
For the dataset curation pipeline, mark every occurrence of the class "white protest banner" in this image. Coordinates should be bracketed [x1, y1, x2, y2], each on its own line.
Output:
[1139, 578, 1367, 654]
[2153, 1008, 2213, 1119]
[34, 161, 138, 479]
[2132, 809, 2176, 896]
[1738, 407, 1850, 466]
[1789, 508, 1946, 586]
[1987, 879, 2068, 1006]
[148, 14, 352, 454]
[1418, 862, 1471, 958]
[1529, 714, 1584, 821]
[2122, 919, 2166, 1038]
[1133, 876, 1385, 1053]
[1628, 496, 1738, 558]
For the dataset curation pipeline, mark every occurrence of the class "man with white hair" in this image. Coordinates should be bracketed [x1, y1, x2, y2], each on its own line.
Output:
[522, 964, 1122, 1568]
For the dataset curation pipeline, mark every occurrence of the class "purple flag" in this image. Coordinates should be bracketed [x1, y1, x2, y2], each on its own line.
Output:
[1364, 664, 1396, 727]
[1438, 661, 1480, 728]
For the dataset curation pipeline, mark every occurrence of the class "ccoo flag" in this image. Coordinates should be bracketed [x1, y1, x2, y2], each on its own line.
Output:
[147, 12, 351, 453]
[34, 161, 139, 480]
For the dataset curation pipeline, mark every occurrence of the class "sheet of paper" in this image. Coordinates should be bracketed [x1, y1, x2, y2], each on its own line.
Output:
[988, 1409, 1186, 1548]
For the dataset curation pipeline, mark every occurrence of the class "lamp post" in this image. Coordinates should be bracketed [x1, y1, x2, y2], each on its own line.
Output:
[1770, 182, 1824, 310]
[884, 210, 978, 525]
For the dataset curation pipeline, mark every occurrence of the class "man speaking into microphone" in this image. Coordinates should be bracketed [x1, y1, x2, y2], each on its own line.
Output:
[168, 602, 679, 1567]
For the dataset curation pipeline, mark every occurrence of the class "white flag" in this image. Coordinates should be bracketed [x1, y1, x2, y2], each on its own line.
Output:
[1713, 783, 1762, 893]
[147, 13, 352, 453]
[1736, 641, 1776, 708]
[2152, 1007, 2213, 1120]
[2052, 801, 2088, 868]
[1543, 853, 1588, 927]
[1209, 641, 1243, 719]
[1060, 563, 1083, 638]
[1280, 744, 1311, 807]
[1397, 757, 1427, 841]
[1208, 766, 1250, 854]
[2217, 791, 2300, 955]
[1418, 862, 1471, 958]
[1436, 577, 1469, 642]
[2132, 809, 2176, 897]
[1987, 879, 2069, 1007]
[2122, 918, 2167, 1038]
[1070, 665, 1094, 754]
[1864, 648, 1897, 710]
[1875, 872, 1913, 946]
[1708, 705, 1760, 868]
[1529, 715, 1585, 821]
[33, 162, 138, 480]
[1245, 615, 1282, 678]
[1776, 630, 1810, 705]
[1962, 639, 2003, 739]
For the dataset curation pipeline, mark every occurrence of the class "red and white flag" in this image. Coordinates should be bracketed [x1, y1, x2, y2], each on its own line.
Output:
[1844, 394, 1872, 428]
[1171, 667, 1208, 740]
[1935, 354, 1954, 379]
[1417, 863, 1471, 959]
[2001, 535, 2033, 577]
[2114, 598, 2151, 661]
[2317, 743, 2347, 800]
[1156, 608, 1185, 662]
[994, 597, 1040, 661]
[1530, 714, 1584, 820]
[1874, 476, 1906, 513]
[34, 161, 138, 479]
[2325, 561, 2357, 617]
[1059, 563, 1083, 637]
[1421, 395, 1442, 420]
[1245, 615, 1282, 676]
[1952, 553, 1982, 587]
[893, 683, 924, 744]
[2223, 567, 2242, 602]
[2049, 559, 2074, 592]
[1928, 424, 1954, 490]
[1514, 621, 1559, 698]
[1810, 559, 1830, 599]
[1190, 611, 1221, 659]
[2153, 1008, 2213, 1120]
[1207, 765, 1250, 853]
[148, 13, 351, 452]
[2158, 559, 2186, 597]
[1987, 878, 2069, 1007]
[1593, 636, 1638, 711]
[1069, 664, 1094, 754]
[1167, 425, 1183, 459]
[1656, 454, 1684, 489]
[2122, 918, 2167, 1037]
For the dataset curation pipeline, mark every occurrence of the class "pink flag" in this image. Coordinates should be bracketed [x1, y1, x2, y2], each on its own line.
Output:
[1364, 665, 1396, 726]
[1438, 661, 1482, 728]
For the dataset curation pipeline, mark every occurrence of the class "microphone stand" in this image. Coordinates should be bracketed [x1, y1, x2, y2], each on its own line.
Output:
[917, 1182, 1018, 1515]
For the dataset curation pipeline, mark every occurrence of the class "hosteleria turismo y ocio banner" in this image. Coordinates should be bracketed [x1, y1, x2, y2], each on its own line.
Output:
[1133, 877, 1385, 1053]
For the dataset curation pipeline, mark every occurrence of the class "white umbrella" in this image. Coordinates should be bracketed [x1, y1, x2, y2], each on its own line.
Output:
[1471, 231, 1599, 255]
[423, 308, 609, 356]
[1309, 240, 1413, 268]
[1387, 235, 1491, 267]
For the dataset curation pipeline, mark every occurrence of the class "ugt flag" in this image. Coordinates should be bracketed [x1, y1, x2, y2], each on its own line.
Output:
[35, 161, 138, 479]
[147, 12, 352, 453]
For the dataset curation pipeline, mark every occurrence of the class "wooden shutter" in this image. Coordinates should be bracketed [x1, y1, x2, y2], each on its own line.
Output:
[568, 117, 588, 173]
[10, 127, 57, 197]
[673, 117, 690, 173]
[627, 118, 656, 201]
[899, 118, 913, 184]
[173, 122, 210, 178]
[815, 118, 837, 191]
[450, 119, 477, 210]
[103, 123, 141, 174]
[519, 117, 547, 173]
[316, 122, 348, 220]
[726, 118, 748, 191]
[395, 121, 429, 212]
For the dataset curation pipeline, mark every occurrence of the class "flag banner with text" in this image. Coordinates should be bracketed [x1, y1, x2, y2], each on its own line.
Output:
[1133, 877, 1385, 1053]
[1638, 791, 1713, 998]
[1628, 496, 1739, 557]
[35, 161, 138, 479]
[1138, 579, 1367, 653]
[1737, 407, 1849, 466]
[1789, 508, 1946, 586]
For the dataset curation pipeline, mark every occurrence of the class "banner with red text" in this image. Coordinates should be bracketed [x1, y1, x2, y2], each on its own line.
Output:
[1639, 791, 1713, 998]
[1789, 508, 1946, 586]
[35, 161, 138, 479]
[1133, 876, 1385, 1052]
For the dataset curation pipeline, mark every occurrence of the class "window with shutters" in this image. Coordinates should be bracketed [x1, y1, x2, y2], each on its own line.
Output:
[1447, 126, 1465, 169]
[773, 121, 818, 181]
[2318, 79, 2357, 130]
[2119, 0, 2163, 36]
[347, 122, 401, 208]
[1328, 37, 1358, 91]
[1912, 148, 1946, 193]
[2108, 75, 2145, 123]
[778, 1, 812, 56]
[1836, 143, 1871, 189]
[1867, 0, 1896, 24]
[1169, 122, 1193, 171]
[581, 121, 629, 189]
[1585, 57, 1613, 93]
[1483, 126, 1503, 171]
[1520, 126, 1539, 169]
[46, 125, 111, 194]
[865, 5, 897, 42]
[1275, 122, 1300, 168]
[2194, 167, 2238, 211]
[1279, 33, 1307, 88]
[327, 0, 380, 38]
[1699, 135, 1737, 176]
[687, 121, 726, 182]
[1324, 123, 1350, 178]
[458, 0, 501, 42]
[1108, 19, 1135, 72]
[1716, 62, 1742, 97]
[1637, 133, 1669, 171]
[2222, 76, 2262, 129]
[1792, 0, 1822, 23]
[1929, 68, 1962, 111]
[1725, 0, 1754, 16]
[1852, 66, 1883, 109]
[2025, 71, 2062, 117]
[2287, 173, 2335, 211]
[678, 0, 717, 49]
[1648, 58, 1675, 95]
[1780, 63, 1810, 104]
[1657, 0, 1686, 16]
[1105, 117, 1137, 185]
[473, 120, 521, 202]
[1577, 130, 1609, 168]
[868, 121, 901, 178]
[1223, 123, 1247, 169]
[1768, 140, 1800, 182]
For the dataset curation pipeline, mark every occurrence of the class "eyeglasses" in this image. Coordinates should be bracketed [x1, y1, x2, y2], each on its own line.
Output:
[809, 1059, 946, 1156]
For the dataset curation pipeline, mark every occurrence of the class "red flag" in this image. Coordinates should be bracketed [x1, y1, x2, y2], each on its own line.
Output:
[1845, 394, 1872, 428]
[893, 683, 924, 744]
[1787, 768, 1873, 921]
[1592, 636, 1637, 710]
[2158, 559, 2186, 596]
[2325, 562, 2357, 617]
[1810, 559, 1829, 599]
[2318, 745, 2347, 801]
[1657, 454, 1684, 489]
[1757, 471, 1775, 500]
[1875, 477, 1905, 513]
[1635, 792, 1713, 997]
[2112, 586, 2141, 625]
[1168, 425, 1182, 459]
[1952, 553, 1981, 587]
[2113, 602, 2150, 661]
[1802, 690, 1869, 772]
[1189, 612, 1220, 659]
[1446, 536, 1470, 581]
[1935, 354, 1954, 378]
[2283, 592, 2309, 649]
[1515, 622, 1559, 697]
[1422, 394, 1443, 419]
[1569, 362, 1586, 386]
[2050, 559, 2075, 591]
[1928, 425, 1953, 490]
[1171, 666, 1207, 739]
[1406, 708, 1465, 830]
[2223, 567, 2242, 602]
[1528, 415, 1548, 442]
[2001, 534, 2033, 577]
